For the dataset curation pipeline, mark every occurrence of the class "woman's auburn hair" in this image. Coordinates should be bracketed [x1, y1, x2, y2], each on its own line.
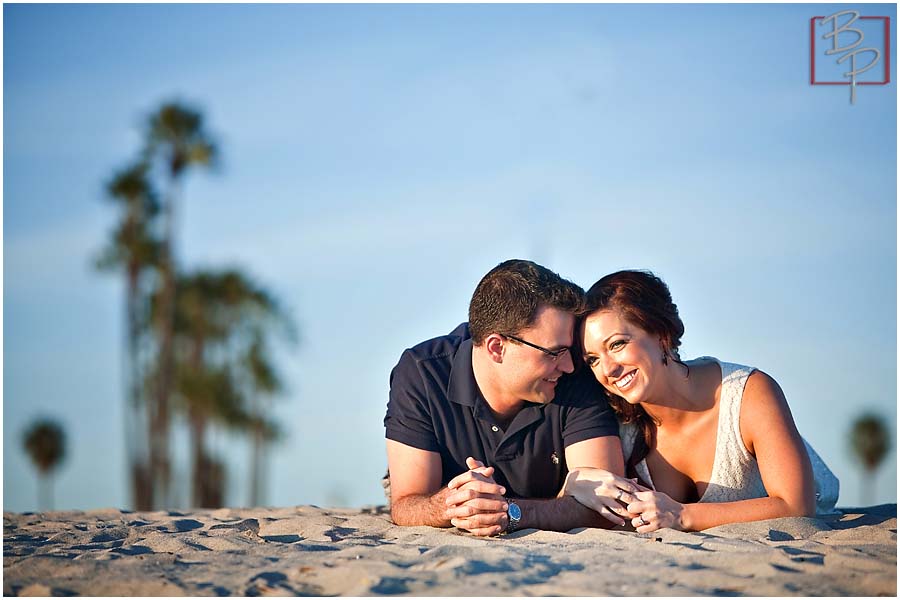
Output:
[581, 269, 685, 480]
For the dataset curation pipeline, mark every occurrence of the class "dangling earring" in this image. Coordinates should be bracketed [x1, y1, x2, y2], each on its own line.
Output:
[664, 344, 690, 379]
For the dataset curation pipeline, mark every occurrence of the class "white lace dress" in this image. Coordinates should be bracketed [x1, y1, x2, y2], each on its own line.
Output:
[619, 357, 839, 515]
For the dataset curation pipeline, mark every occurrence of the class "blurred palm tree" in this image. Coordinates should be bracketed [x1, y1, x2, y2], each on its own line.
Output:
[848, 413, 891, 505]
[97, 101, 299, 511]
[242, 333, 288, 507]
[95, 162, 160, 510]
[22, 419, 67, 510]
[143, 102, 217, 508]
[170, 269, 295, 508]
[234, 289, 297, 507]
[177, 362, 244, 507]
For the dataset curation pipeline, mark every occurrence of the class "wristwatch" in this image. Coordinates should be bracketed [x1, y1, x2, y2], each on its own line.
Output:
[505, 500, 522, 534]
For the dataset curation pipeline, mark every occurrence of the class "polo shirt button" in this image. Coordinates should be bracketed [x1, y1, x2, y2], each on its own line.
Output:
[491, 425, 499, 432]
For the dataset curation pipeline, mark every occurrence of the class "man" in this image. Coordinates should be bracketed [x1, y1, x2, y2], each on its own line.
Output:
[384, 259, 632, 536]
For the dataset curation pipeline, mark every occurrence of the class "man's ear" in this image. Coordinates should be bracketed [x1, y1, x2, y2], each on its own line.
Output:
[484, 334, 505, 363]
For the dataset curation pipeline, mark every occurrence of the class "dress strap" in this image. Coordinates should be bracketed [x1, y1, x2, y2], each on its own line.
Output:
[700, 358, 757, 501]
[717, 360, 756, 462]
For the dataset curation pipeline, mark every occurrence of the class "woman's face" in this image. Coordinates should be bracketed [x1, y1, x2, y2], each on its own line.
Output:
[581, 309, 665, 405]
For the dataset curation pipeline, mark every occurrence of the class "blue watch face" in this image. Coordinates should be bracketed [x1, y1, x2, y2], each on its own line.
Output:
[508, 502, 522, 520]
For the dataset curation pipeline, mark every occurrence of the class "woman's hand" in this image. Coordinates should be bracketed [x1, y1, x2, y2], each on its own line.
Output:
[561, 467, 648, 526]
[627, 490, 687, 532]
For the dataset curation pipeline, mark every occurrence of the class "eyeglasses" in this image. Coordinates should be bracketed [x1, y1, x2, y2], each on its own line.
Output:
[502, 333, 571, 361]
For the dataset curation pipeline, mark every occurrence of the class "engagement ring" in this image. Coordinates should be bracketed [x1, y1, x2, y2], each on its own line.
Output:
[616, 490, 624, 501]
[639, 515, 648, 526]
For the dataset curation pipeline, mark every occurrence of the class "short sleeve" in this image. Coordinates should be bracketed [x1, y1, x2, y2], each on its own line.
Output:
[556, 368, 620, 447]
[384, 349, 441, 452]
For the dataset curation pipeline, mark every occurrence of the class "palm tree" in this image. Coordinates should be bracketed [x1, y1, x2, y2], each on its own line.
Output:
[171, 270, 236, 508]
[177, 362, 244, 507]
[225, 280, 296, 507]
[22, 419, 67, 510]
[242, 334, 287, 506]
[95, 162, 160, 510]
[848, 413, 891, 505]
[169, 269, 293, 508]
[143, 102, 217, 508]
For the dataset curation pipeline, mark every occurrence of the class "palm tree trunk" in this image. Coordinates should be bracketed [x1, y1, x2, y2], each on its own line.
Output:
[862, 470, 876, 506]
[123, 273, 135, 507]
[126, 268, 153, 511]
[151, 185, 178, 509]
[250, 419, 264, 507]
[39, 475, 52, 511]
[188, 334, 212, 508]
[190, 411, 208, 508]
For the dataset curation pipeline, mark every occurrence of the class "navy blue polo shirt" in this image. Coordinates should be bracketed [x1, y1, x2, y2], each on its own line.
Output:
[384, 323, 618, 499]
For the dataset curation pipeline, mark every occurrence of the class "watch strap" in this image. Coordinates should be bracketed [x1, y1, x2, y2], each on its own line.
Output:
[505, 499, 521, 533]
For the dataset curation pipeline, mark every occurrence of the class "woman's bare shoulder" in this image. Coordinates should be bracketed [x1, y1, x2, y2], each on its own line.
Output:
[740, 370, 797, 452]
[743, 369, 788, 408]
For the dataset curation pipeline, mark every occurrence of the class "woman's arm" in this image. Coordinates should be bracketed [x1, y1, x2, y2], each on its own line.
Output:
[557, 436, 645, 526]
[628, 371, 816, 532]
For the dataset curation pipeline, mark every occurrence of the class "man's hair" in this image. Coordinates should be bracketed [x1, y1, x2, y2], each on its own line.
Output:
[468, 259, 585, 345]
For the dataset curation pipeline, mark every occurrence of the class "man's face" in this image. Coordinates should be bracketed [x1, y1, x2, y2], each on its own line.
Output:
[500, 305, 576, 405]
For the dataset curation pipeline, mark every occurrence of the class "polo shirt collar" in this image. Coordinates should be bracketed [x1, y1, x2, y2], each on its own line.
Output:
[447, 338, 479, 407]
[506, 401, 544, 437]
[447, 340, 500, 424]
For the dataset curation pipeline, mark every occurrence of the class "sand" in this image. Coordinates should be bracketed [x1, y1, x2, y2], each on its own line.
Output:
[3, 504, 896, 596]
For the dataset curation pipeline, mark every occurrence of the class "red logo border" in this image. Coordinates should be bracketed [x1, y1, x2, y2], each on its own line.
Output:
[810, 16, 891, 85]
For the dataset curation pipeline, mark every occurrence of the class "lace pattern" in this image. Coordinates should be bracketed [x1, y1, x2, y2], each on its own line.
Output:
[619, 357, 839, 515]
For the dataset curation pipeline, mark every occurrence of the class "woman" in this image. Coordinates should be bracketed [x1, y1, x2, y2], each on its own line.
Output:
[563, 270, 838, 532]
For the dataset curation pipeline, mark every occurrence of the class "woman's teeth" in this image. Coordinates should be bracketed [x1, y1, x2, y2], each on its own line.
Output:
[615, 371, 635, 389]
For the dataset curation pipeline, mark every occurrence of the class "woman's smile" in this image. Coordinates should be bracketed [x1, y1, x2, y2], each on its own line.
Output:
[612, 370, 637, 391]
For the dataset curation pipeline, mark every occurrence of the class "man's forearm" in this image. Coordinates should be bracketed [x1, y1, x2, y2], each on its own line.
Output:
[515, 495, 618, 532]
[390, 488, 453, 528]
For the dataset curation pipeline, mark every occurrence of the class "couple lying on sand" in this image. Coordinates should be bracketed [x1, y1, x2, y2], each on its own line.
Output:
[384, 260, 838, 536]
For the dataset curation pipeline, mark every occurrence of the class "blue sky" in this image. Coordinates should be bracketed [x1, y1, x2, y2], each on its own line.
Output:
[4, 3, 896, 512]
